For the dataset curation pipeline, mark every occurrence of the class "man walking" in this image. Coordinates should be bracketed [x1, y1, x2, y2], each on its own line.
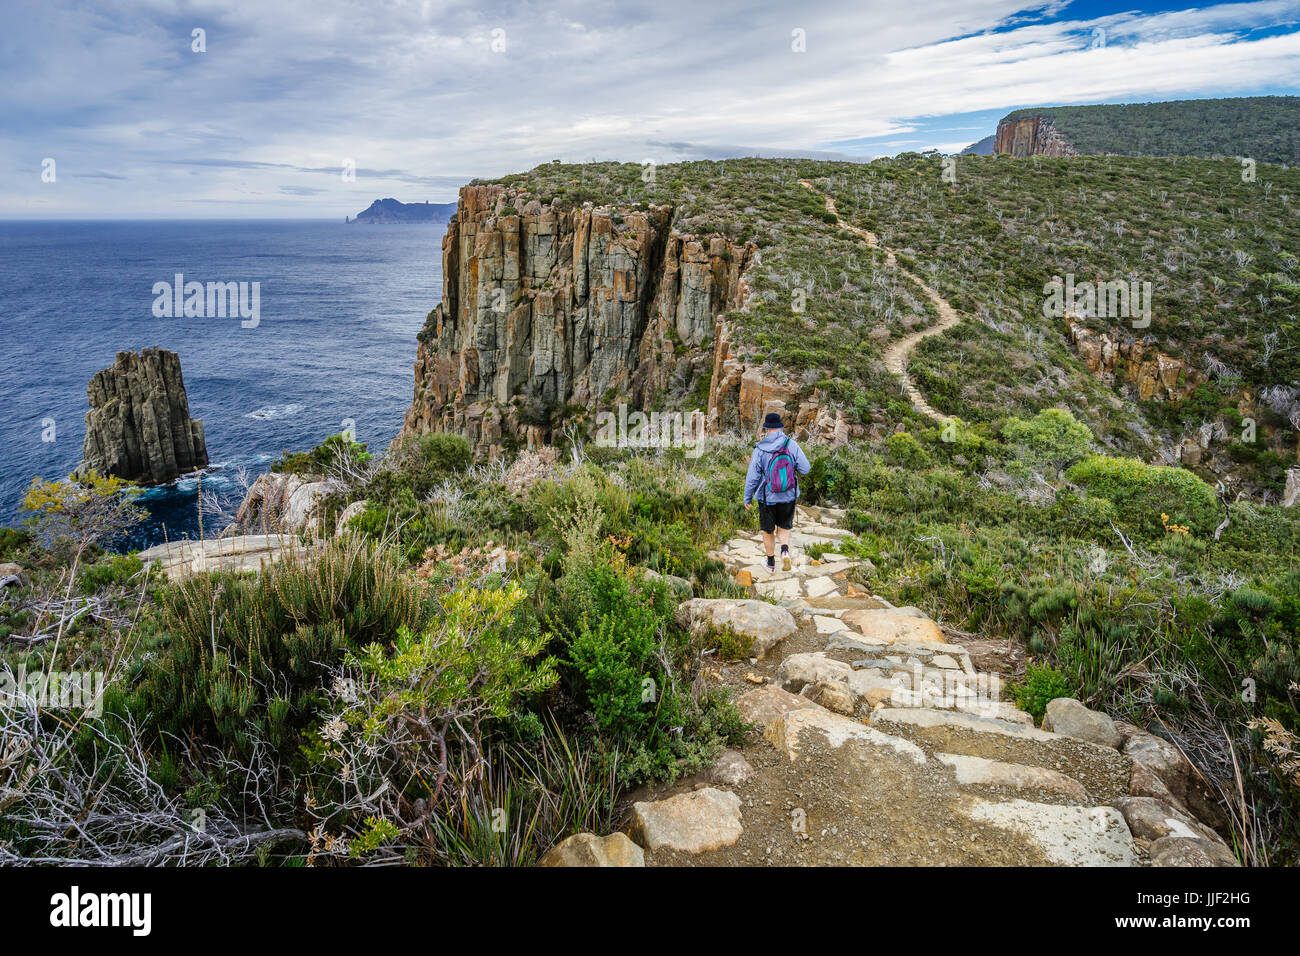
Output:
[743, 412, 812, 572]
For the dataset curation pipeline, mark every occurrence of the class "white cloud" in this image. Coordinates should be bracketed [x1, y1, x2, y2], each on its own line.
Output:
[1, 0, 1297, 216]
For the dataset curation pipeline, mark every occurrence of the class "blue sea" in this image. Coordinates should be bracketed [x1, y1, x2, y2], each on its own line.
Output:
[0, 220, 445, 549]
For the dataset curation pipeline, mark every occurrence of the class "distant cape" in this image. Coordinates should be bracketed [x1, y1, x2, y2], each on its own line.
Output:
[349, 198, 457, 224]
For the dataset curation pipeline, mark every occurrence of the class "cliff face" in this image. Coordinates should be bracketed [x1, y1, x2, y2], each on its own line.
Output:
[1066, 318, 1204, 403]
[994, 116, 1077, 158]
[79, 348, 208, 485]
[399, 184, 763, 457]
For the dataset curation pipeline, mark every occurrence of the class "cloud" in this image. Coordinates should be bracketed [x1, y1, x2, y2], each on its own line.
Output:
[1, 0, 1297, 216]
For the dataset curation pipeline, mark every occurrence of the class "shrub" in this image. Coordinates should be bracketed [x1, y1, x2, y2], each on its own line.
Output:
[79, 553, 144, 594]
[135, 534, 434, 757]
[884, 432, 930, 468]
[0, 528, 31, 560]
[1012, 664, 1075, 723]
[273, 432, 371, 476]
[21, 471, 145, 565]
[1065, 454, 1220, 537]
[1001, 408, 1094, 472]
[547, 501, 742, 785]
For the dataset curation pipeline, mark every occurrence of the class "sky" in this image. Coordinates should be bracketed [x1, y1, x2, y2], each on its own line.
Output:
[2, 0, 1298, 218]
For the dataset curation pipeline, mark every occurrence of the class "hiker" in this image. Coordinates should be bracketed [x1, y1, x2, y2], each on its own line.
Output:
[743, 412, 811, 572]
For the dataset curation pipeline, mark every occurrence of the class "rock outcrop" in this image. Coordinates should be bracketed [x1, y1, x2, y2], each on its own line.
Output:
[231, 472, 337, 536]
[398, 183, 777, 458]
[994, 115, 1077, 158]
[79, 348, 207, 485]
[138, 534, 318, 581]
[1066, 317, 1204, 402]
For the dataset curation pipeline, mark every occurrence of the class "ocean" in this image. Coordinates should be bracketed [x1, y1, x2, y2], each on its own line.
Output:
[0, 219, 445, 549]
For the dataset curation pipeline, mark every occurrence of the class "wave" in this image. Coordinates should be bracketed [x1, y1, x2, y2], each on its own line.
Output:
[244, 403, 305, 420]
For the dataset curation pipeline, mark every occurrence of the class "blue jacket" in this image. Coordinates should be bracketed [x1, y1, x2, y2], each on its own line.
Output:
[744, 430, 811, 505]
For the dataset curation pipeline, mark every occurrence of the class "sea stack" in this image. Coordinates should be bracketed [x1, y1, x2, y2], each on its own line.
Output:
[79, 347, 208, 485]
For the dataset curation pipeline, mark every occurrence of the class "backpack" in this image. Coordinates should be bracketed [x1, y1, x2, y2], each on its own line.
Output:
[764, 437, 798, 499]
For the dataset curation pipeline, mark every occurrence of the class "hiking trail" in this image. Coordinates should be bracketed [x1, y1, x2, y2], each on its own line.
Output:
[797, 179, 962, 424]
[613, 505, 1238, 867]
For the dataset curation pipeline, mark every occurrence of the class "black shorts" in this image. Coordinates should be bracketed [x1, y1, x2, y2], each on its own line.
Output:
[758, 500, 796, 533]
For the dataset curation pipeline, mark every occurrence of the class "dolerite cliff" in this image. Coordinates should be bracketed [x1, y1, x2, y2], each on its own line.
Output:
[79, 348, 208, 485]
[399, 184, 764, 457]
[994, 115, 1077, 158]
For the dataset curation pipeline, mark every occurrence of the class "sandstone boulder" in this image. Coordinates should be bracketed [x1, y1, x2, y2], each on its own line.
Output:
[334, 499, 368, 536]
[631, 788, 743, 853]
[1113, 797, 1221, 845]
[841, 608, 945, 645]
[734, 684, 822, 730]
[674, 598, 796, 659]
[708, 750, 754, 787]
[538, 832, 645, 867]
[233, 472, 337, 536]
[1043, 697, 1124, 749]
[1123, 730, 1191, 803]
[1148, 835, 1239, 867]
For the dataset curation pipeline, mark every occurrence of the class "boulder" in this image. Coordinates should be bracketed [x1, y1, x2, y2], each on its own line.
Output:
[1043, 698, 1124, 749]
[674, 598, 796, 659]
[78, 347, 208, 485]
[1113, 797, 1221, 844]
[1123, 730, 1191, 803]
[538, 832, 645, 867]
[708, 750, 754, 787]
[233, 472, 336, 536]
[1148, 835, 1239, 867]
[937, 752, 1090, 804]
[334, 499, 368, 536]
[138, 534, 319, 582]
[960, 797, 1138, 866]
[764, 707, 926, 764]
[734, 684, 822, 731]
[631, 788, 743, 853]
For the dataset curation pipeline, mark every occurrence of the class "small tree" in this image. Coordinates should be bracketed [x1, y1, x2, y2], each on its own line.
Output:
[1002, 408, 1094, 474]
[21, 470, 145, 570]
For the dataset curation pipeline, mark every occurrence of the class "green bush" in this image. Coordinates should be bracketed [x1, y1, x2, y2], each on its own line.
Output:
[273, 432, 371, 476]
[1001, 408, 1094, 472]
[1065, 454, 1220, 537]
[884, 432, 930, 468]
[547, 502, 742, 785]
[78, 553, 143, 593]
[0, 527, 31, 560]
[1012, 664, 1075, 723]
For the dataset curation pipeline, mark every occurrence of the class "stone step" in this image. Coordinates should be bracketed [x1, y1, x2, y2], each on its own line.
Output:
[937, 752, 1092, 804]
[870, 707, 1132, 801]
[765, 707, 928, 764]
[958, 796, 1138, 866]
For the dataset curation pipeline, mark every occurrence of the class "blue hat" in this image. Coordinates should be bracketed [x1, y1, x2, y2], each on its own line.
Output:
[762, 412, 785, 429]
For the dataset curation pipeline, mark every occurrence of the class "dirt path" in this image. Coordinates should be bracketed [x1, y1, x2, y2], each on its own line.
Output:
[798, 179, 962, 423]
